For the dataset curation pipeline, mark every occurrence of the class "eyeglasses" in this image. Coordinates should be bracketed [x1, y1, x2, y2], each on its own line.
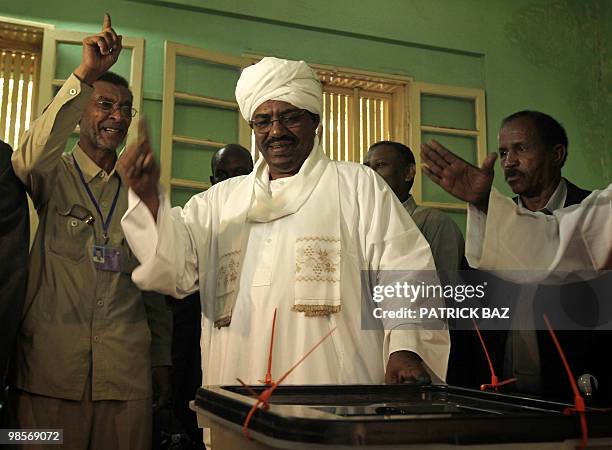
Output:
[249, 109, 307, 133]
[96, 100, 138, 118]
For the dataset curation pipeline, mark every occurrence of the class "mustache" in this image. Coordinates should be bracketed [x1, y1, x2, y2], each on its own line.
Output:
[264, 136, 296, 147]
[504, 168, 523, 179]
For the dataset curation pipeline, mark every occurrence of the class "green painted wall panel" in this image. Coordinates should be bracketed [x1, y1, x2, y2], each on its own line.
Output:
[55, 43, 82, 80]
[55, 43, 132, 82]
[141, 98, 162, 159]
[173, 103, 238, 143]
[175, 57, 240, 102]
[171, 142, 216, 183]
[421, 95, 476, 130]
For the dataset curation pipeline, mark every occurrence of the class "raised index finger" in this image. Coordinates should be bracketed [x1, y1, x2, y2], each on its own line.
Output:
[137, 117, 152, 153]
[103, 13, 112, 31]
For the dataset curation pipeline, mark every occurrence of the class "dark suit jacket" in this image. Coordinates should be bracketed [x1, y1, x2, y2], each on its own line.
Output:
[0, 140, 29, 416]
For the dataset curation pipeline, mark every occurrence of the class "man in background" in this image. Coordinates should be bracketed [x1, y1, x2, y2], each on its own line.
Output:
[479, 111, 594, 399]
[364, 140, 464, 271]
[365, 140, 468, 388]
[209, 143, 253, 185]
[0, 140, 28, 425]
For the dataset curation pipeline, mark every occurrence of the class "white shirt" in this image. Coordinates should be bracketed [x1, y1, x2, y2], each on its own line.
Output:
[121, 161, 450, 387]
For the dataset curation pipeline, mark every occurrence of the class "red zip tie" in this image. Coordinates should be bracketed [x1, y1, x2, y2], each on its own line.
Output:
[241, 327, 337, 439]
[264, 307, 277, 385]
[472, 319, 517, 392]
[543, 314, 588, 450]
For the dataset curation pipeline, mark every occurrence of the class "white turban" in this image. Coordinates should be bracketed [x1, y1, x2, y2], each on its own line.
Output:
[235, 57, 322, 121]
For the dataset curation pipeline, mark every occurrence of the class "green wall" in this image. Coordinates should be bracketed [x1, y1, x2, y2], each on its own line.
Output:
[2, 0, 610, 231]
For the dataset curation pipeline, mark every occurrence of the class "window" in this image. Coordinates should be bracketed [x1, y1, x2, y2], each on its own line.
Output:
[160, 42, 251, 206]
[409, 81, 487, 210]
[315, 66, 410, 164]
[0, 21, 42, 149]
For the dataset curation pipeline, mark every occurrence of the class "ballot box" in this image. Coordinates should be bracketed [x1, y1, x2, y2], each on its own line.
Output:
[193, 384, 612, 449]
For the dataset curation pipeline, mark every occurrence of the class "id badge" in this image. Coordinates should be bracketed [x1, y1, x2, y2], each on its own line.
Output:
[92, 245, 121, 272]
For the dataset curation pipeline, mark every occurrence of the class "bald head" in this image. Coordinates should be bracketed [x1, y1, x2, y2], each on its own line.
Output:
[210, 144, 254, 185]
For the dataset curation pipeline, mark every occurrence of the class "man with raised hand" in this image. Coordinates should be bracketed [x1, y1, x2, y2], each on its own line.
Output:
[119, 57, 449, 394]
[10, 14, 171, 449]
[420, 138, 610, 272]
[421, 137, 611, 403]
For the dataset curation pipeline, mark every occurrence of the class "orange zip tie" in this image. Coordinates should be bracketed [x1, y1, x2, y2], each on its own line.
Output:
[542, 314, 588, 450]
[239, 326, 337, 439]
[472, 319, 517, 392]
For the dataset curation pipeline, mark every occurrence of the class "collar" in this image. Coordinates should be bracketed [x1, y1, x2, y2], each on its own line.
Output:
[72, 145, 117, 183]
[517, 178, 567, 213]
[402, 195, 418, 215]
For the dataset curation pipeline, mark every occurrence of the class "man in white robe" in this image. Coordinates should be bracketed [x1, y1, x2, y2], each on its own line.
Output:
[420, 139, 611, 273]
[119, 57, 450, 389]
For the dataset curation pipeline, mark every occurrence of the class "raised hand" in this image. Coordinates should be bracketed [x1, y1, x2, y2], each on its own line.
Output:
[420, 139, 497, 209]
[117, 118, 161, 219]
[74, 13, 122, 85]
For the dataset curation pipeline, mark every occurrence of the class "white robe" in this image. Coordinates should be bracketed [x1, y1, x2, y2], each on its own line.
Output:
[466, 184, 612, 274]
[121, 161, 450, 385]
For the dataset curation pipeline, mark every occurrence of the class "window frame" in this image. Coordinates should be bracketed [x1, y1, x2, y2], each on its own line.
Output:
[160, 41, 251, 193]
[409, 81, 487, 211]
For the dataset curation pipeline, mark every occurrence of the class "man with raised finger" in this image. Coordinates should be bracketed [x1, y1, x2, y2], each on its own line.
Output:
[9, 14, 171, 449]
[119, 57, 449, 399]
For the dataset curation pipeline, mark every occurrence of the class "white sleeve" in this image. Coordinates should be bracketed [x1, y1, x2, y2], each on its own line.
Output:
[121, 186, 202, 298]
[362, 170, 449, 383]
[385, 329, 449, 383]
[473, 186, 611, 276]
[552, 184, 612, 271]
[465, 203, 487, 268]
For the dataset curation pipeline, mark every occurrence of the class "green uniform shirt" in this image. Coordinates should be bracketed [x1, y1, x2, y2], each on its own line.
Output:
[403, 196, 465, 271]
[11, 75, 171, 401]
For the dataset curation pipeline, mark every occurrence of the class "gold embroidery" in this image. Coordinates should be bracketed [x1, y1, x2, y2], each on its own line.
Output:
[292, 304, 342, 316]
[217, 250, 240, 293]
[295, 237, 341, 283]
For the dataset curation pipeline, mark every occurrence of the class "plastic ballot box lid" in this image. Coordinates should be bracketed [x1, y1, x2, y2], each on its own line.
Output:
[194, 384, 612, 448]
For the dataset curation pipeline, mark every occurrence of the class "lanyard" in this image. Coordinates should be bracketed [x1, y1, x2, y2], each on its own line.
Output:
[73, 154, 121, 244]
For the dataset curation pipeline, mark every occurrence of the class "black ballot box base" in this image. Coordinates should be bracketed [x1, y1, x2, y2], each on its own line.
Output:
[191, 384, 612, 450]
